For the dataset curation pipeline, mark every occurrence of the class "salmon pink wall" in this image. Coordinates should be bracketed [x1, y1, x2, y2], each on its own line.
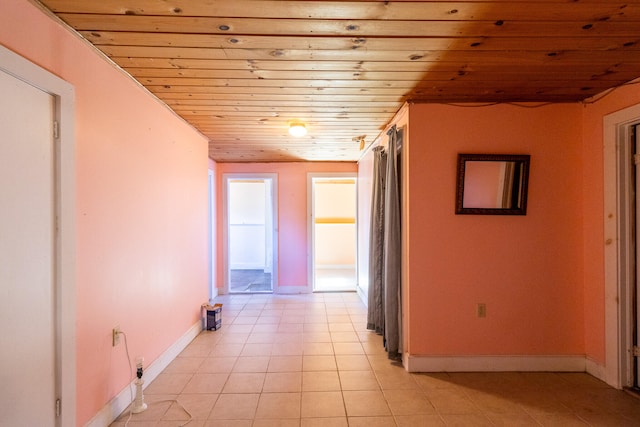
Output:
[405, 103, 585, 356]
[216, 162, 357, 290]
[1, 1, 209, 424]
[581, 84, 640, 365]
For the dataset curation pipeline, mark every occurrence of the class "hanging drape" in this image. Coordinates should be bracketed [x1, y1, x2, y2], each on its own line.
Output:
[367, 146, 387, 335]
[366, 126, 403, 360]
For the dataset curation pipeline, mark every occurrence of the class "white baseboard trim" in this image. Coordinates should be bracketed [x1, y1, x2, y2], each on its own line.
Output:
[585, 357, 607, 383]
[356, 285, 367, 306]
[85, 320, 202, 427]
[405, 354, 587, 373]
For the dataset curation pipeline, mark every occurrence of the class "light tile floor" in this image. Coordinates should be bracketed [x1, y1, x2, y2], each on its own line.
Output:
[111, 292, 640, 426]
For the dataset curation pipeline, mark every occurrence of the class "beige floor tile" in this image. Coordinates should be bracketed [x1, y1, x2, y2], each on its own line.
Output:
[144, 373, 192, 395]
[332, 342, 364, 355]
[361, 341, 388, 355]
[347, 416, 396, 427]
[263, 372, 302, 392]
[182, 373, 229, 394]
[240, 343, 273, 357]
[253, 324, 280, 333]
[339, 370, 380, 391]
[412, 373, 459, 391]
[204, 420, 252, 427]
[158, 420, 205, 427]
[256, 317, 282, 326]
[115, 394, 175, 422]
[327, 315, 351, 323]
[278, 319, 304, 334]
[179, 344, 213, 358]
[248, 333, 277, 343]
[335, 355, 371, 371]
[218, 333, 250, 344]
[303, 332, 332, 343]
[225, 324, 255, 334]
[439, 414, 494, 426]
[330, 331, 359, 342]
[210, 343, 244, 357]
[304, 323, 329, 333]
[209, 393, 259, 420]
[366, 355, 403, 372]
[272, 342, 305, 356]
[343, 390, 391, 416]
[163, 357, 205, 374]
[515, 391, 573, 416]
[222, 372, 265, 393]
[303, 355, 337, 371]
[395, 414, 446, 426]
[232, 356, 270, 372]
[302, 371, 341, 391]
[255, 392, 301, 419]
[424, 388, 479, 415]
[274, 332, 304, 343]
[111, 295, 640, 427]
[280, 310, 304, 324]
[301, 391, 346, 417]
[232, 316, 259, 325]
[328, 323, 354, 332]
[262, 309, 285, 316]
[300, 417, 348, 427]
[527, 413, 591, 426]
[466, 389, 528, 414]
[162, 394, 218, 420]
[253, 420, 300, 427]
[376, 370, 420, 390]
[304, 315, 328, 324]
[383, 389, 435, 415]
[484, 412, 542, 426]
[268, 355, 303, 372]
[303, 342, 334, 355]
[198, 356, 237, 374]
[239, 309, 262, 317]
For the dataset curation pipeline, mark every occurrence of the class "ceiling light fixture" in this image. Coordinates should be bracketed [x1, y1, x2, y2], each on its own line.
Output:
[289, 122, 307, 137]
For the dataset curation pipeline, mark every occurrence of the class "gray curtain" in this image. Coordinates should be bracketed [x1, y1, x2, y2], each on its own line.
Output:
[367, 126, 403, 360]
[367, 146, 387, 334]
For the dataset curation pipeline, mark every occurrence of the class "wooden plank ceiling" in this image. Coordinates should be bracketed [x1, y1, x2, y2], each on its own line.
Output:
[38, 0, 640, 162]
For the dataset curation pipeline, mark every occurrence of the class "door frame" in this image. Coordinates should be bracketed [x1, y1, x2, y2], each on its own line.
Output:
[208, 169, 217, 300]
[0, 45, 76, 425]
[222, 173, 278, 294]
[604, 103, 640, 390]
[307, 172, 358, 293]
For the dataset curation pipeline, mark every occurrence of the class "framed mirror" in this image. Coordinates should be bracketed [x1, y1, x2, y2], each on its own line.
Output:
[455, 153, 530, 215]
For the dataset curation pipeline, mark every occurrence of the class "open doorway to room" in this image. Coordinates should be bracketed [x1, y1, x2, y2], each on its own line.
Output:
[308, 174, 358, 292]
[223, 174, 277, 293]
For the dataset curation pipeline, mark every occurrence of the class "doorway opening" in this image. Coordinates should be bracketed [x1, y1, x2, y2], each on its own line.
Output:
[604, 104, 640, 391]
[308, 174, 358, 292]
[224, 174, 277, 293]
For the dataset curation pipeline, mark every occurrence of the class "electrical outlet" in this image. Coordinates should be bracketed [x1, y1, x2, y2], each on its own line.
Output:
[112, 326, 121, 346]
[477, 303, 487, 318]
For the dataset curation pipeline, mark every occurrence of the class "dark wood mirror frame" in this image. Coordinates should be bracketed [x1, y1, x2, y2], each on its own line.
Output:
[455, 153, 530, 215]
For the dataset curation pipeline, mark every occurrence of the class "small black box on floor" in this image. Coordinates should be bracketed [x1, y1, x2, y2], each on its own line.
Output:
[202, 303, 222, 330]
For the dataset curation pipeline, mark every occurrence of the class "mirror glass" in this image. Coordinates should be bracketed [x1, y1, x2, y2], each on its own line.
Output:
[455, 154, 530, 215]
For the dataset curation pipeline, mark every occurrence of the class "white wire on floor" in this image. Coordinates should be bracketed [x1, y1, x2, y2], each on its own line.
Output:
[120, 331, 193, 427]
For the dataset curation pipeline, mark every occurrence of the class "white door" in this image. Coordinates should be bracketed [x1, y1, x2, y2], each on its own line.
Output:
[0, 69, 57, 425]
